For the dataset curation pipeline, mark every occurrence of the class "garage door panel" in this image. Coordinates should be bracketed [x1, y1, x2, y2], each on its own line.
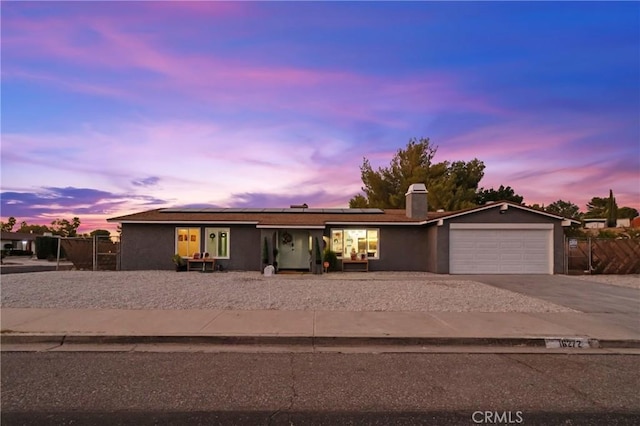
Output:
[450, 228, 552, 275]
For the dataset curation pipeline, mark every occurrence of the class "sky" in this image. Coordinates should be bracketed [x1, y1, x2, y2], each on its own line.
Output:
[1, 1, 639, 234]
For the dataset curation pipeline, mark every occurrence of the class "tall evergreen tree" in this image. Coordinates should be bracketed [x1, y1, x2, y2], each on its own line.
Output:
[349, 138, 485, 211]
[606, 189, 618, 228]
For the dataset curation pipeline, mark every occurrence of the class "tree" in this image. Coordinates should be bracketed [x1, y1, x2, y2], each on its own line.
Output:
[584, 197, 608, 218]
[1, 217, 16, 232]
[545, 200, 581, 219]
[475, 185, 524, 205]
[618, 207, 639, 219]
[90, 229, 111, 237]
[606, 189, 617, 228]
[349, 137, 485, 211]
[50, 217, 81, 237]
[348, 194, 369, 208]
[16, 223, 52, 235]
[428, 159, 485, 211]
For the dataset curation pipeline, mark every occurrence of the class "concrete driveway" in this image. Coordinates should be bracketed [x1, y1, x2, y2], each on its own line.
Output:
[465, 274, 639, 334]
[464, 275, 639, 314]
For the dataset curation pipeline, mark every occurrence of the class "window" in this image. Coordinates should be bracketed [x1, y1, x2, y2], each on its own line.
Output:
[205, 228, 230, 259]
[330, 228, 379, 259]
[176, 228, 201, 257]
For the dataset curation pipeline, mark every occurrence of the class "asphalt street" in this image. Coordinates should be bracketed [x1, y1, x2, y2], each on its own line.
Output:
[2, 352, 639, 425]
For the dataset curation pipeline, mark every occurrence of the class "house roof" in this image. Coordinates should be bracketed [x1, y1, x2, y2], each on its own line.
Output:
[108, 208, 448, 227]
[108, 201, 578, 228]
[1, 231, 39, 241]
[424, 201, 581, 225]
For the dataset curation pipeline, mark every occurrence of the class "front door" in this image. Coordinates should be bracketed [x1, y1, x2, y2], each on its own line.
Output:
[278, 230, 310, 270]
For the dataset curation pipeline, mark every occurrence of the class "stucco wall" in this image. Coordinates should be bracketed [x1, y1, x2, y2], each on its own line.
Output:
[120, 223, 261, 271]
[370, 226, 428, 271]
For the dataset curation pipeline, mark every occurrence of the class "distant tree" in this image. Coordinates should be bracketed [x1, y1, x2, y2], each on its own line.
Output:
[618, 207, 639, 219]
[475, 185, 524, 205]
[528, 203, 545, 211]
[16, 223, 52, 235]
[90, 229, 111, 237]
[50, 217, 81, 237]
[350, 137, 485, 211]
[584, 197, 608, 218]
[1, 216, 16, 232]
[606, 189, 617, 228]
[545, 200, 582, 219]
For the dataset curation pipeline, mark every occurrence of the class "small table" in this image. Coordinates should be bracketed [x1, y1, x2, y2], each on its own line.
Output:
[342, 259, 369, 272]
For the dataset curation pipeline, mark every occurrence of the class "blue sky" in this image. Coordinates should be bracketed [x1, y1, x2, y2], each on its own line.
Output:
[1, 1, 638, 233]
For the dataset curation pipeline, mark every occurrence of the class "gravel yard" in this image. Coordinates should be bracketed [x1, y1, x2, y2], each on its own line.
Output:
[1, 270, 576, 312]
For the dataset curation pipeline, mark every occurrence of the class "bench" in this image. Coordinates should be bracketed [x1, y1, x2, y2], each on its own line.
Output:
[342, 259, 368, 272]
[187, 258, 216, 272]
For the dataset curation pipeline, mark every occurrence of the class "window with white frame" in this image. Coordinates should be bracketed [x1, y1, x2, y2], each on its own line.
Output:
[205, 227, 230, 259]
[176, 228, 201, 257]
[330, 228, 379, 259]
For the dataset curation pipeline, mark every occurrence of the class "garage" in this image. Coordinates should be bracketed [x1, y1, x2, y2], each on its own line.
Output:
[449, 224, 553, 274]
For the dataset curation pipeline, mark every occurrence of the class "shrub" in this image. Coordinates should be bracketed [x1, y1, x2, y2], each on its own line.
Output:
[323, 249, 339, 272]
[6, 249, 33, 256]
[36, 236, 64, 259]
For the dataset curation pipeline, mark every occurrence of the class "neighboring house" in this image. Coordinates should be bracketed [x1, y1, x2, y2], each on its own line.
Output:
[1, 231, 37, 254]
[584, 219, 606, 229]
[632, 217, 640, 229]
[616, 218, 631, 228]
[584, 218, 632, 229]
[108, 184, 579, 275]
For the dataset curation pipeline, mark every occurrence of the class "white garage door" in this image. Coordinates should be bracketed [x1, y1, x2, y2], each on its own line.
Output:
[449, 224, 553, 274]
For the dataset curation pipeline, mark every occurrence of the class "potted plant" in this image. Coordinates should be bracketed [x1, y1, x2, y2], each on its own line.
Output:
[272, 247, 279, 273]
[172, 254, 187, 272]
[314, 237, 323, 274]
[262, 237, 269, 273]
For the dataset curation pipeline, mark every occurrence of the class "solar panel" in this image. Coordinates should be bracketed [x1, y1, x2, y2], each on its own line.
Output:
[161, 207, 385, 214]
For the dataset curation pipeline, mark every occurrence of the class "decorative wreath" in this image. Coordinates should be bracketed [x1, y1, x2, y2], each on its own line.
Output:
[282, 232, 293, 245]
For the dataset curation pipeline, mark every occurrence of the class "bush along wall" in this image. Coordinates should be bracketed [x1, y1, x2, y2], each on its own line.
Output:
[35, 236, 64, 260]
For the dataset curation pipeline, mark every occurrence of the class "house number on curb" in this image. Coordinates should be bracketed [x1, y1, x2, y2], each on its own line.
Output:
[545, 337, 596, 349]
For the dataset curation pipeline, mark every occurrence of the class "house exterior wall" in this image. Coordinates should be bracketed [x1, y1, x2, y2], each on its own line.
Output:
[117, 206, 568, 273]
[425, 226, 439, 273]
[434, 206, 566, 274]
[368, 226, 428, 271]
[121, 223, 261, 271]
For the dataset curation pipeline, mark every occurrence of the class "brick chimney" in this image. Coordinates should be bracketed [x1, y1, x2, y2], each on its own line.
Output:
[405, 183, 428, 219]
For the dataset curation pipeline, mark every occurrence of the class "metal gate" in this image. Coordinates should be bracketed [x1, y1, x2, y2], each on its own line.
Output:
[59, 235, 121, 271]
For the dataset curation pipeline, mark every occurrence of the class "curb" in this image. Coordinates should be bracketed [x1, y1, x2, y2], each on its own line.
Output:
[2, 334, 639, 348]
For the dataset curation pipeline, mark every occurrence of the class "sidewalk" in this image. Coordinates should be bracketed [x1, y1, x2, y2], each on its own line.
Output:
[2, 308, 639, 351]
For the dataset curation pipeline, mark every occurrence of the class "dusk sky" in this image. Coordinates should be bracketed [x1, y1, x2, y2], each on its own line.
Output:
[1, 1, 639, 234]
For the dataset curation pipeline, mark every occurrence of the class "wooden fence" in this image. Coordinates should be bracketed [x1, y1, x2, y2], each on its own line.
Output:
[60, 237, 120, 270]
[567, 238, 640, 274]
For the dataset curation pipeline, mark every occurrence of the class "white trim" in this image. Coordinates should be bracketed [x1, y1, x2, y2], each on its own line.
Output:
[325, 221, 421, 226]
[257, 225, 326, 229]
[112, 220, 258, 225]
[450, 223, 554, 230]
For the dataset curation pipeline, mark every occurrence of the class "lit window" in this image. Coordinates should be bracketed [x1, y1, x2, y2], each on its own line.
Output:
[205, 228, 230, 259]
[176, 228, 201, 257]
[330, 228, 379, 259]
